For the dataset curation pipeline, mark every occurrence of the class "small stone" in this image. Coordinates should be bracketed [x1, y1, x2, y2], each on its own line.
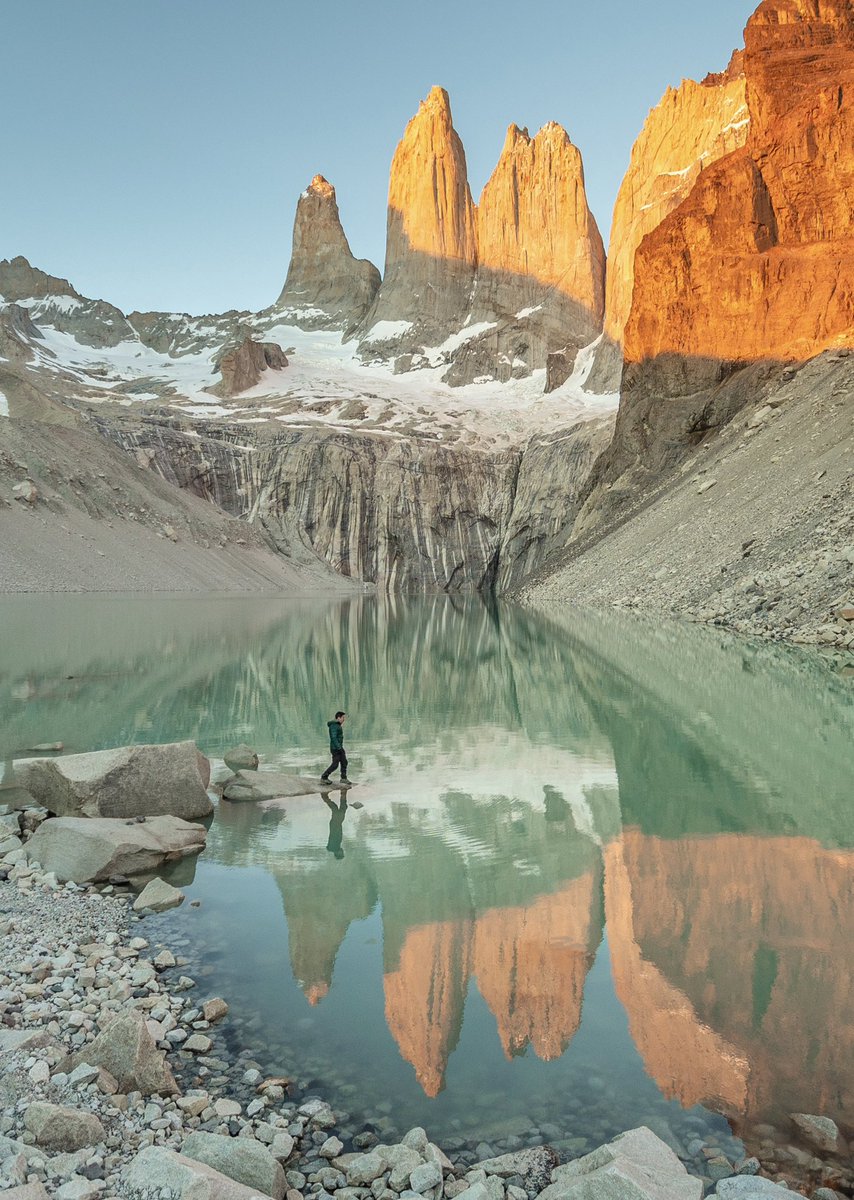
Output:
[410, 1162, 443, 1194]
[321, 1136, 344, 1159]
[202, 997, 229, 1023]
[68, 1063, 100, 1089]
[697, 478, 718, 495]
[790, 1113, 840, 1154]
[213, 1097, 242, 1118]
[28, 1059, 50, 1084]
[183, 1033, 213, 1053]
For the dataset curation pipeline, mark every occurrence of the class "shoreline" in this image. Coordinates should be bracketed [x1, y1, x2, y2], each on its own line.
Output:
[2, 847, 850, 1198]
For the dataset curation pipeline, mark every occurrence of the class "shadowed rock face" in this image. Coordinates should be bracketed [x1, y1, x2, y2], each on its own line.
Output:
[0, 255, 134, 349]
[276, 175, 381, 334]
[585, 54, 748, 393]
[213, 337, 288, 398]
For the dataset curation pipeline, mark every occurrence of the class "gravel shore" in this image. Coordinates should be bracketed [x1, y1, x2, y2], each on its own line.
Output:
[1, 835, 850, 1199]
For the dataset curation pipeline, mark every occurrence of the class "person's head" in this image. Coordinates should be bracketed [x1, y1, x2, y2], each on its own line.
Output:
[335, 710, 346, 723]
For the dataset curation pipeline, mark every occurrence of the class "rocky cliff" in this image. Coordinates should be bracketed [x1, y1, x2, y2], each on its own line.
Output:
[276, 175, 381, 333]
[585, 55, 748, 392]
[91, 410, 612, 593]
[357, 89, 605, 387]
[572, 0, 854, 540]
[359, 87, 478, 361]
[445, 123, 605, 388]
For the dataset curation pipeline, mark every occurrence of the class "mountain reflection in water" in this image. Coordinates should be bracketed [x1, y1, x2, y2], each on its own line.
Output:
[2, 594, 852, 1146]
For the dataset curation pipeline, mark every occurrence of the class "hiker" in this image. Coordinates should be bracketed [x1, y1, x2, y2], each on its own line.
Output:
[321, 710, 350, 783]
[323, 791, 348, 859]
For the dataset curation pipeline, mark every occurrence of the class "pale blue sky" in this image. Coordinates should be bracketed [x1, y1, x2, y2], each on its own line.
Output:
[2, 0, 756, 315]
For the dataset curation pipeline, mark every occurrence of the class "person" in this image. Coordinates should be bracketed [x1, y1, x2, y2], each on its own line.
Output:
[321, 710, 350, 783]
[323, 790, 348, 859]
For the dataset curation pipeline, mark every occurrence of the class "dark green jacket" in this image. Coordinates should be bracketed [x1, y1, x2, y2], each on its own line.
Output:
[327, 720, 344, 751]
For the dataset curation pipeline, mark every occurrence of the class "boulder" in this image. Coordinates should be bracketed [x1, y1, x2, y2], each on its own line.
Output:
[63, 1009, 178, 1096]
[13, 740, 212, 819]
[1, 1186, 50, 1200]
[12, 479, 38, 504]
[540, 1127, 702, 1200]
[124, 1145, 270, 1198]
[133, 876, 185, 913]
[181, 1131, 286, 1198]
[790, 1113, 840, 1154]
[223, 744, 259, 772]
[214, 338, 288, 398]
[25, 815, 206, 882]
[23, 1102, 105, 1152]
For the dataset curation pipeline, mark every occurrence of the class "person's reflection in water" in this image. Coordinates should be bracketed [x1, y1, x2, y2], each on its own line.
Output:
[323, 790, 348, 860]
[544, 784, 571, 823]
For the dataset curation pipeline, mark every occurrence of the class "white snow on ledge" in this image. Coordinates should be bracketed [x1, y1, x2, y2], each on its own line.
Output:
[361, 320, 413, 344]
[0, 390, 8, 417]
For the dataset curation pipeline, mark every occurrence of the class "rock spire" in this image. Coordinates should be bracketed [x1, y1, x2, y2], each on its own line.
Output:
[277, 174, 380, 333]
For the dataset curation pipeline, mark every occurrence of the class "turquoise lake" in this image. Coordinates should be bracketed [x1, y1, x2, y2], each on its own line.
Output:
[1, 594, 852, 1166]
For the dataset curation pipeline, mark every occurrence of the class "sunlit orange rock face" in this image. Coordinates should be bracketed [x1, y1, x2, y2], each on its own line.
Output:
[361, 87, 605, 383]
[624, 0, 854, 366]
[595, 55, 747, 380]
[383, 874, 602, 1096]
[366, 86, 478, 339]
[383, 918, 473, 1098]
[473, 873, 602, 1062]
[477, 122, 605, 318]
[607, 831, 854, 1128]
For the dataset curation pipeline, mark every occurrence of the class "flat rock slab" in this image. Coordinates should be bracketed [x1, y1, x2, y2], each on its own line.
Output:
[1, 1186, 51, 1200]
[25, 814, 206, 882]
[716, 1180, 799, 1200]
[13, 740, 212, 820]
[223, 770, 342, 802]
[125, 1145, 272, 1198]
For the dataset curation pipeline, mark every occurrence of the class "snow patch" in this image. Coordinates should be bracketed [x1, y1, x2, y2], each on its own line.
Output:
[361, 320, 413, 344]
[0, 391, 8, 417]
[515, 305, 543, 320]
[422, 322, 496, 366]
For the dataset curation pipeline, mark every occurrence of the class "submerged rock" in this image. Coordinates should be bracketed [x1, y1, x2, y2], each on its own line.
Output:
[132, 876, 185, 913]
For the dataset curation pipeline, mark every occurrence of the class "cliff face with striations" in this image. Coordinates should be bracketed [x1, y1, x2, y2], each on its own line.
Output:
[358, 89, 605, 386]
[574, 0, 854, 536]
[276, 174, 380, 333]
[585, 55, 748, 392]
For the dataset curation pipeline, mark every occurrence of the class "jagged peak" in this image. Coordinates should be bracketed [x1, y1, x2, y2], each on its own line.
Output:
[418, 84, 452, 117]
[0, 255, 81, 303]
[748, 0, 852, 29]
[305, 174, 336, 201]
[702, 49, 745, 87]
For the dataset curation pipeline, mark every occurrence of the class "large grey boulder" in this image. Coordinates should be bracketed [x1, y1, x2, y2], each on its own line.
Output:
[23, 1102, 105, 1152]
[63, 1009, 178, 1096]
[13, 740, 212, 819]
[124, 1145, 272, 1198]
[182, 1131, 286, 1198]
[25, 814, 206, 882]
[540, 1127, 702, 1200]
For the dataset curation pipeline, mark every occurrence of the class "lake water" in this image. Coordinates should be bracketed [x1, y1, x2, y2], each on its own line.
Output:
[2, 594, 853, 1168]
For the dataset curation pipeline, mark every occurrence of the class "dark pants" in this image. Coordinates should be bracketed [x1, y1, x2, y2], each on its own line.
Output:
[322, 749, 348, 780]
